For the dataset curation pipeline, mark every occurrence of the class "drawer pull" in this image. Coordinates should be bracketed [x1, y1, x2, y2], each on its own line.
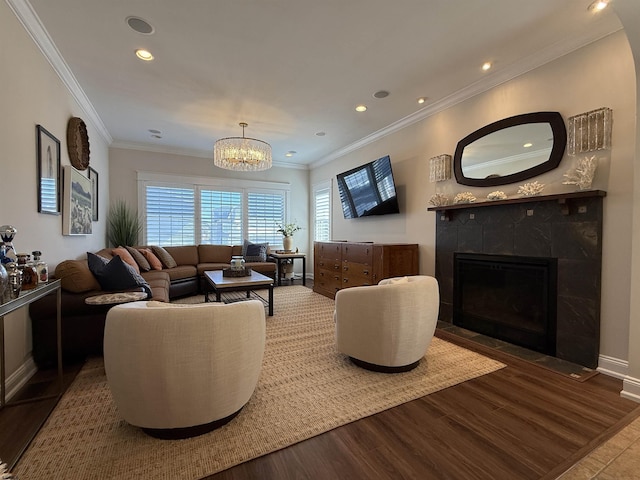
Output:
[363, 270, 369, 275]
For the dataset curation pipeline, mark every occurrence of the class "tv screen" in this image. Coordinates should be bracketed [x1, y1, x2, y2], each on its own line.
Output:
[336, 155, 400, 219]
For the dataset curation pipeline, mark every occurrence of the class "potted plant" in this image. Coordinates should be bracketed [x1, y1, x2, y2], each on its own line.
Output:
[107, 199, 142, 247]
[276, 221, 301, 252]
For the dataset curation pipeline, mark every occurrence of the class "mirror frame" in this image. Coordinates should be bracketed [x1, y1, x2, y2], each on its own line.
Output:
[453, 111, 567, 187]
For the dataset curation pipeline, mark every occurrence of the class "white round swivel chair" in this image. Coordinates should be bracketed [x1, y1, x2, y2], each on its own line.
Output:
[104, 299, 266, 439]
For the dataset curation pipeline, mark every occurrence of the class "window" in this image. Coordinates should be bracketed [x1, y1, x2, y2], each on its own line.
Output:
[313, 182, 331, 241]
[200, 189, 242, 245]
[146, 186, 195, 246]
[139, 173, 290, 247]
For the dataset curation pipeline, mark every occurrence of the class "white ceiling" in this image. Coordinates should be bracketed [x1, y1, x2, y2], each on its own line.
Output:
[17, 0, 622, 168]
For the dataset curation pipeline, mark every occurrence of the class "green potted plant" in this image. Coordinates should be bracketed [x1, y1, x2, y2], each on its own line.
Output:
[107, 199, 142, 247]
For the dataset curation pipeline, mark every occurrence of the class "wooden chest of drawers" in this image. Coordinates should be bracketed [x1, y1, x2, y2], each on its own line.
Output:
[313, 241, 419, 299]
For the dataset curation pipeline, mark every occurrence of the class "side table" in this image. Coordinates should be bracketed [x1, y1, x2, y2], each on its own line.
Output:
[269, 252, 306, 286]
[0, 279, 62, 408]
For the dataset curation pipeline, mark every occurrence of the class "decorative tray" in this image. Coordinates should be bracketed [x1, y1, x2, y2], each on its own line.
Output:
[223, 267, 252, 277]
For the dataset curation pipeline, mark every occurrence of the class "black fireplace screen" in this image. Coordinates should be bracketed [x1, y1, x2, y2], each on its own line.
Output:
[453, 253, 557, 355]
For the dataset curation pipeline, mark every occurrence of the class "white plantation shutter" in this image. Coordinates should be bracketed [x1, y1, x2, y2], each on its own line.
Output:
[247, 191, 285, 245]
[314, 186, 331, 241]
[140, 175, 290, 247]
[145, 186, 195, 246]
[200, 189, 243, 245]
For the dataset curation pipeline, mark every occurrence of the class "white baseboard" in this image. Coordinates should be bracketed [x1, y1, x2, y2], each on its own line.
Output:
[6, 356, 38, 401]
[597, 354, 640, 404]
[622, 376, 640, 403]
[598, 354, 629, 379]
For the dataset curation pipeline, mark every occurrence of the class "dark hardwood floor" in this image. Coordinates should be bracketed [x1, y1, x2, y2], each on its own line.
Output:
[2, 281, 638, 479]
[205, 329, 640, 480]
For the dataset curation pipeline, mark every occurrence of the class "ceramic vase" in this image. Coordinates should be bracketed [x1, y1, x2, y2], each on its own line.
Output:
[283, 236, 293, 252]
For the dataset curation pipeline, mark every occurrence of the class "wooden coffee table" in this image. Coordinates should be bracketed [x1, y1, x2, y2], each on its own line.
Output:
[204, 270, 274, 316]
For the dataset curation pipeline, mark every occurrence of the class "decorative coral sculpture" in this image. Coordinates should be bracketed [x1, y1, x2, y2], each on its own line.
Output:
[517, 181, 544, 197]
[453, 192, 476, 204]
[563, 155, 598, 191]
[487, 191, 507, 201]
[428, 193, 449, 207]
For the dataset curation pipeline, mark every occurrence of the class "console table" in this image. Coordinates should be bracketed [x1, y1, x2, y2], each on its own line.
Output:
[0, 279, 62, 408]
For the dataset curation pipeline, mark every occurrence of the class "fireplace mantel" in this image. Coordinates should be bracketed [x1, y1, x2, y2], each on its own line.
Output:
[428, 190, 606, 218]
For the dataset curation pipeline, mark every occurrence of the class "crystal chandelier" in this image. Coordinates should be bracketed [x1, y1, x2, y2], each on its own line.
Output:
[213, 122, 272, 171]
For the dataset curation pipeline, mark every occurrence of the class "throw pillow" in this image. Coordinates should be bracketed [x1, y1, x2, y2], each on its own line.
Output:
[87, 252, 151, 298]
[243, 240, 268, 262]
[55, 259, 102, 293]
[139, 248, 163, 270]
[151, 246, 177, 269]
[125, 246, 151, 272]
[112, 247, 141, 274]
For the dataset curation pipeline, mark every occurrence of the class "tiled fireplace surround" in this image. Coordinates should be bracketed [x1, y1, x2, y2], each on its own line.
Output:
[432, 191, 605, 368]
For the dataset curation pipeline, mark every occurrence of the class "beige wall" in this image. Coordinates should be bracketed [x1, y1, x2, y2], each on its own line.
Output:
[614, 0, 640, 398]
[1, 1, 110, 379]
[109, 148, 310, 254]
[310, 30, 636, 364]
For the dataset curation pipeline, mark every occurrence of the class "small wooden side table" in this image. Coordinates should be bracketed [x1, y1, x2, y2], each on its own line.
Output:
[269, 252, 306, 287]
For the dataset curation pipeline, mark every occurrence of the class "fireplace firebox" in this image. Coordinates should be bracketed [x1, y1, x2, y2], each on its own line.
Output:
[454, 253, 557, 355]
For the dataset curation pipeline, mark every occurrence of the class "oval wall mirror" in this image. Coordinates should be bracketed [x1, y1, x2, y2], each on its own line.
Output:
[453, 111, 567, 187]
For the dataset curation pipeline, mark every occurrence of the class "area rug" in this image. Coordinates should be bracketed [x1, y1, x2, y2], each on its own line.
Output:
[15, 286, 505, 480]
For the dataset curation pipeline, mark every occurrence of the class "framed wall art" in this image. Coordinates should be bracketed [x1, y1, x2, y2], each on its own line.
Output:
[62, 165, 92, 235]
[36, 125, 61, 214]
[88, 167, 98, 221]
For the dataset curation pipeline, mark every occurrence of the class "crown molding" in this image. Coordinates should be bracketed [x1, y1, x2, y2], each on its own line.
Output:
[310, 26, 623, 170]
[7, 0, 112, 145]
[111, 141, 308, 170]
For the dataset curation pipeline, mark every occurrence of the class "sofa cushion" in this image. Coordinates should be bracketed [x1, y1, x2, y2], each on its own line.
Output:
[164, 265, 198, 282]
[55, 259, 102, 293]
[197, 263, 230, 276]
[141, 270, 171, 302]
[198, 245, 233, 263]
[87, 253, 151, 297]
[243, 240, 268, 262]
[112, 247, 140, 274]
[125, 246, 151, 271]
[165, 245, 198, 266]
[151, 246, 177, 268]
[139, 248, 163, 270]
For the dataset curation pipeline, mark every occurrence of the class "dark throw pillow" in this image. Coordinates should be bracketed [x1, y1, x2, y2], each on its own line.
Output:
[87, 252, 151, 298]
[125, 245, 151, 272]
[151, 246, 177, 269]
[243, 240, 268, 262]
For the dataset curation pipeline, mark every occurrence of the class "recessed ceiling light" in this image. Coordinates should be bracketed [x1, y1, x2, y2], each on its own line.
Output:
[482, 62, 492, 71]
[523, 143, 533, 148]
[355, 105, 367, 112]
[151, 134, 162, 139]
[126, 16, 155, 35]
[285, 151, 297, 157]
[588, 0, 609, 12]
[373, 90, 390, 99]
[315, 131, 326, 137]
[417, 97, 427, 104]
[135, 49, 154, 61]
[148, 129, 162, 134]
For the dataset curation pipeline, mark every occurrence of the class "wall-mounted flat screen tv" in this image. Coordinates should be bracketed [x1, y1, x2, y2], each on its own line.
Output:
[336, 155, 400, 219]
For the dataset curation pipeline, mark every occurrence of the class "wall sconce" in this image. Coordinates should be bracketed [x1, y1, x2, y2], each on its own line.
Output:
[429, 154, 452, 182]
[567, 107, 612, 155]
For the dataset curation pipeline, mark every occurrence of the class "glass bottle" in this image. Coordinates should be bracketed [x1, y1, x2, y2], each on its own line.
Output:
[17, 253, 37, 291]
[32, 250, 48, 284]
[6, 262, 22, 299]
